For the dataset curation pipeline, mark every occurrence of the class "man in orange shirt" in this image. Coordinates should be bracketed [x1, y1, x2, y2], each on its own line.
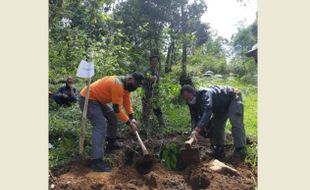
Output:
[79, 72, 145, 172]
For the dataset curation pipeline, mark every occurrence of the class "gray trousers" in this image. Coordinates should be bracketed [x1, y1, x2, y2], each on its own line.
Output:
[210, 95, 247, 148]
[79, 96, 119, 159]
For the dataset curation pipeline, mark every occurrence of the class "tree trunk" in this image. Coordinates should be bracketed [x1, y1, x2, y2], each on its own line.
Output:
[165, 44, 172, 73]
[153, 38, 161, 77]
[170, 39, 176, 72]
[181, 4, 187, 77]
[179, 5, 193, 86]
[182, 39, 187, 76]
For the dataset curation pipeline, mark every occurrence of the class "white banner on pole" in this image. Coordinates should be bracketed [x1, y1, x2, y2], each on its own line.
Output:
[76, 60, 95, 78]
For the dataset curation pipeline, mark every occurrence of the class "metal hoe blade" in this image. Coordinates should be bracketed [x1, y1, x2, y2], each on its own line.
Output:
[180, 148, 200, 165]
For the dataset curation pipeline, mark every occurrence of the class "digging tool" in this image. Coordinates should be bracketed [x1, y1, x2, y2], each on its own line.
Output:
[180, 131, 210, 165]
[185, 132, 209, 147]
[134, 131, 154, 174]
[135, 131, 150, 156]
[180, 134, 200, 165]
[185, 133, 197, 149]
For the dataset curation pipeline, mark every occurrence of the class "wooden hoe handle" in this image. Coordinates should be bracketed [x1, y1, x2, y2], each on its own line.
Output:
[135, 131, 149, 156]
[185, 135, 196, 149]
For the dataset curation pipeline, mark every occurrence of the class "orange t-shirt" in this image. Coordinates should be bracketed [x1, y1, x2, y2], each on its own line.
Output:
[80, 76, 134, 123]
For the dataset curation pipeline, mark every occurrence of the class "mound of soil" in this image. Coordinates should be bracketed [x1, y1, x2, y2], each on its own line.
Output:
[49, 133, 256, 190]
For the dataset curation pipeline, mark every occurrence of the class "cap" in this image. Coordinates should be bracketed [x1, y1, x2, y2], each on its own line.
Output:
[131, 72, 145, 87]
[67, 76, 75, 82]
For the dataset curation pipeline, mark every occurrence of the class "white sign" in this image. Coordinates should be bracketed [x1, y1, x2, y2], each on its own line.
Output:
[77, 60, 94, 78]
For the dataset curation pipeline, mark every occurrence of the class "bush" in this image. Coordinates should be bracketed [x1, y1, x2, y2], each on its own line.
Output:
[49, 102, 92, 169]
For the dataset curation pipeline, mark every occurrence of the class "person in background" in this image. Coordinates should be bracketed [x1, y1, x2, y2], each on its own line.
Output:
[52, 76, 78, 106]
[142, 55, 165, 128]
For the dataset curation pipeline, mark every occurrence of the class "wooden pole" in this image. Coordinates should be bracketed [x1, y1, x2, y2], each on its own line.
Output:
[79, 49, 94, 159]
[79, 77, 92, 159]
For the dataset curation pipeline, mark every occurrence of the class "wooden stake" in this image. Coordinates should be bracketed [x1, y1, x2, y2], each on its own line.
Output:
[79, 77, 92, 159]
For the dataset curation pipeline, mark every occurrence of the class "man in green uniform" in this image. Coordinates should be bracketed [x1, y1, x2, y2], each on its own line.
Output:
[142, 55, 165, 129]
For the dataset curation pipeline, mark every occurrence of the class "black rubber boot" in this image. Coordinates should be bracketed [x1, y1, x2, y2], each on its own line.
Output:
[90, 158, 112, 172]
[106, 137, 123, 150]
[233, 147, 247, 161]
[212, 145, 225, 159]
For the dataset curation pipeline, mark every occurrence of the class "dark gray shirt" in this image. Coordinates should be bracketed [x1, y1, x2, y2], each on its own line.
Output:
[189, 85, 235, 129]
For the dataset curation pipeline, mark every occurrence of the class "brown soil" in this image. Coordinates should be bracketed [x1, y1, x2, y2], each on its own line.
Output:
[49, 133, 256, 190]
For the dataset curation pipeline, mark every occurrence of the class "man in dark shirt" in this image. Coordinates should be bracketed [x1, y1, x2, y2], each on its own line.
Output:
[52, 76, 78, 106]
[181, 84, 247, 160]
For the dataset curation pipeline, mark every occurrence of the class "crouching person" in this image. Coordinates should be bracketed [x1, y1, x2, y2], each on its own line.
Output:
[52, 76, 78, 106]
[180, 84, 247, 161]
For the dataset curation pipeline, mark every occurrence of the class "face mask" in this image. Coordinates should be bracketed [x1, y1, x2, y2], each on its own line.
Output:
[125, 82, 137, 92]
[66, 82, 73, 88]
[189, 96, 197, 105]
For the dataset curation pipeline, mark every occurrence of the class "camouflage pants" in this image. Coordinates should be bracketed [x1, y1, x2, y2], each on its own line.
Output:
[141, 84, 163, 130]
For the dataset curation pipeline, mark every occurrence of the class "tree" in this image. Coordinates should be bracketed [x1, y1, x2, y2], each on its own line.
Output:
[178, 0, 207, 85]
[229, 19, 257, 82]
[49, 0, 137, 81]
[187, 30, 229, 76]
[231, 19, 257, 58]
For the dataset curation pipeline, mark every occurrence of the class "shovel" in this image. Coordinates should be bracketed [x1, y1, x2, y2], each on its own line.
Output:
[134, 131, 154, 174]
[180, 134, 200, 165]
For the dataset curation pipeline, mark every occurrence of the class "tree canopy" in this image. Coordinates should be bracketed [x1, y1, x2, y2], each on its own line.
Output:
[49, 0, 257, 84]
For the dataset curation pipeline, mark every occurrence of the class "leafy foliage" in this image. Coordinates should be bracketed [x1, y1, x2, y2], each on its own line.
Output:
[161, 142, 181, 170]
[229, 19, 257, 83]
[49, 101, 91, 169]
[231, 19, 257, 56]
